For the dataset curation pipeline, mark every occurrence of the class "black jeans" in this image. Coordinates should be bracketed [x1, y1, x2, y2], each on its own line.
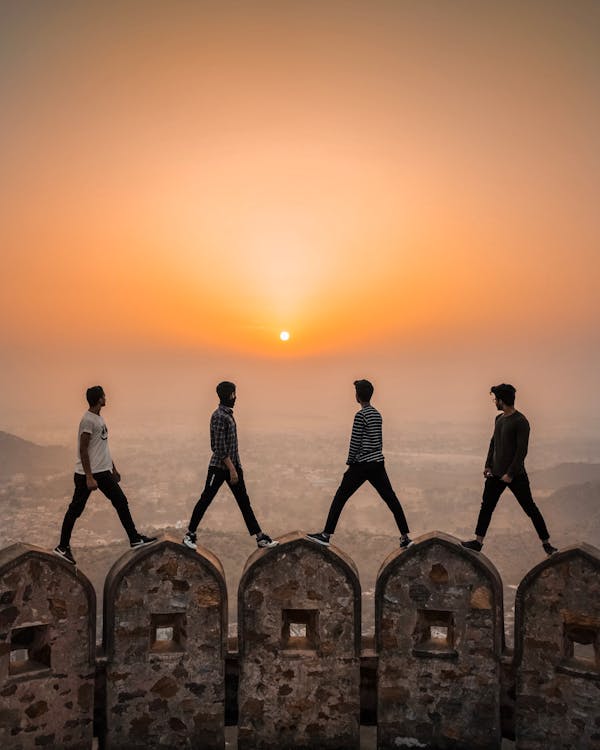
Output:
[475, 473, 550, 540]
[188, 466, 261, 536]
[324, 461, 410, 535]
[59, 471, 139, 547]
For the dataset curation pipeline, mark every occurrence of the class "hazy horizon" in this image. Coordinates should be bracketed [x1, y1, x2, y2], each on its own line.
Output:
[2, 1, 600, 444]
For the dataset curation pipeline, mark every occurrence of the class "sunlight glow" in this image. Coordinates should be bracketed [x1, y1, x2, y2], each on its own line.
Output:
[279, 331, 290, 342]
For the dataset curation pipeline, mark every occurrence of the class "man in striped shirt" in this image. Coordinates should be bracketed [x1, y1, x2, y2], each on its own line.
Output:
[182, 381, 278, 551]
[307, 379, 412, 548]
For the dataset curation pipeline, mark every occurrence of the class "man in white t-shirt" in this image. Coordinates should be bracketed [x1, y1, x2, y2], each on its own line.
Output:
[54, 385, 157, 565]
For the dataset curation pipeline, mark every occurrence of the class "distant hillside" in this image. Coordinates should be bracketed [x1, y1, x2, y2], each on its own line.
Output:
[541, 480, 600, 541]
[0, 431, 71, 478]
[530, 462, 600, 489]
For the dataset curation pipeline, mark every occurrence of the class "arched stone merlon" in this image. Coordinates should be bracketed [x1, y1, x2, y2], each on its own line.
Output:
[237, 531, 361, 750]
[376, 531, 504, 750]
[103, 534, 227, 750]
[0, 543, 96, 750]
[513, 543, 600, 750]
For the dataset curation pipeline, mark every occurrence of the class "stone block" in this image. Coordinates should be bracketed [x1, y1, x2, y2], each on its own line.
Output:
[0, 543, 96, 750]
[514, 544, 600, 750]
[103, 535, 226, 750]
[238, 531, 361, 749]
[376, 532, 503, 749]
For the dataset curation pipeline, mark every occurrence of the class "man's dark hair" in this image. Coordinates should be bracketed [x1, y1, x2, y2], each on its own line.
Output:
[354, 379, 374, 402]
[86, 385, 104, 407]
[216, 381, 236, 403]
[491, 383, 516, 406]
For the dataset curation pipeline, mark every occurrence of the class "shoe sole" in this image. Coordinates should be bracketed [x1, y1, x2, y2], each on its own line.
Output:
[257, 541, 279, 549]
[182, 539, 197, 550]
[53, 549, 76, 565]
[400, 542, 413, 549]
[305, 535, 330, 547]
[130, 539, 158, 549]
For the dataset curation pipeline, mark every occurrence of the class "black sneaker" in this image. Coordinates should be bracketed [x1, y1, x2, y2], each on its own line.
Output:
[256, 533, 278, 549]
[130, 534, 158, 549]
[543, 542, 558, 556]
[461, 539, 483, 552]
[399, 536, 413, 549]
[306, 532, 331, 547]
[54, 545, 76, 565]
[182, 531, 197, 550]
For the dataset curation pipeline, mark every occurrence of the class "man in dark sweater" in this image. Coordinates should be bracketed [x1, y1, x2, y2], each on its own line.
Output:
[462, 383, 557, 556]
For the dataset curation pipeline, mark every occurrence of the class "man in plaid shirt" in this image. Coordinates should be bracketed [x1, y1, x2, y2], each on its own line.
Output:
[183, 381, 278, 550]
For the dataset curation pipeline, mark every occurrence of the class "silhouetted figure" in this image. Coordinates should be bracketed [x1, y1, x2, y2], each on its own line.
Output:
[183, 381, 278, 550]
[307, 379, 412, 548]
[462, 383, 557, 557]
[54, 386, 157, 565]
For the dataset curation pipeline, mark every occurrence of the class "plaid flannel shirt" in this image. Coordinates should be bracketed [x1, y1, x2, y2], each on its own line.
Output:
[209, 404, 241, 468]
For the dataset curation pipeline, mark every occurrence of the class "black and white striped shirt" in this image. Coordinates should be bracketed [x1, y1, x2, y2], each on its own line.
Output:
[347, 405, 385, 464]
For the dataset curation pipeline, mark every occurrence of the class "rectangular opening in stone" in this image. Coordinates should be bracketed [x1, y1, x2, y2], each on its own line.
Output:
[281, 609, 319, 651]
[563, 622, 599, 670]
[413, 609, 457, 658]
[9, 624, 51, 676]
[150, 613, 186, 654]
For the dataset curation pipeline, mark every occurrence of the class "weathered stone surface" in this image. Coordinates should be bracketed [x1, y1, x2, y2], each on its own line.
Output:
[0, 543, 96, 750]
[376, 532, 503, 749]
[238, 531, 361, 749]
[103, 535, 226, 750]
[514, 544, 600, 750]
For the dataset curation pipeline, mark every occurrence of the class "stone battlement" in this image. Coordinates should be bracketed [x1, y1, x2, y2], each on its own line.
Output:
[1, 533, 599, 749]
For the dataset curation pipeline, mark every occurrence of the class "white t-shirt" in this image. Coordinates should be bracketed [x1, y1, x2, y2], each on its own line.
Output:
[74, 411, 113, 474]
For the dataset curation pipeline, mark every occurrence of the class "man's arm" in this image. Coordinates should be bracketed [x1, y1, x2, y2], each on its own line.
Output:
[211, 413, 238, 484]
[223, 456, 238, 485]
[484, 436, 494, 477]
[505, 418, 529, 481]
[112, 462, 121, 483]
[80, 432, 98, 491]
[347, 413, 364, 464]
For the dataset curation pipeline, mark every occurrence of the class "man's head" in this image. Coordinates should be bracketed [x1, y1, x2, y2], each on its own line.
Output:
[216, 381, 237, 407]
[490, 383, 516, 408]
[354, 379, 374, 404]
[86, 385, 105, 408]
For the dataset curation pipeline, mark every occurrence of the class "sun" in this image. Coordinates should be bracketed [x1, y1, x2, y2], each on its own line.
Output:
[279, 331, 290, 342]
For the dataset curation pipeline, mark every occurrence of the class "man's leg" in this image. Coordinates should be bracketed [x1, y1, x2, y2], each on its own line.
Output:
[474, 477, 506, 538]
[323, 465, 367, 535]
[367, 462, 410, 535]
[227, 467, 262, 536]
[59, 473, 92, 548]
[509, 474, 550, 541]
[188, 467, 227, 533]
[95, 471, 139, 542]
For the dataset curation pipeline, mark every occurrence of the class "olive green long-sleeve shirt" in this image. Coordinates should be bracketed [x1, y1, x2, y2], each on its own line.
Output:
[485, 411, 530, 478]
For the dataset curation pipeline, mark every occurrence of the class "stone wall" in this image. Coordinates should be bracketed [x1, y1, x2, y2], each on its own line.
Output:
[0, 544, 96, 750]
[103, 536, 227, 750]
[376, 531, 504, 749]
[237, 531, 361, 749]
[514, 544, 600, 750]
[0, 534, 599, 749]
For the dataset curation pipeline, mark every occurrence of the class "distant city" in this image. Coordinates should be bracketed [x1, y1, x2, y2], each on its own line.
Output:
[2, 425, 600, 645]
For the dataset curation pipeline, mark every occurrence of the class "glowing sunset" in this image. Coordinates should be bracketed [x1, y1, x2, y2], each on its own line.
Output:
[2, 5, 600, 749]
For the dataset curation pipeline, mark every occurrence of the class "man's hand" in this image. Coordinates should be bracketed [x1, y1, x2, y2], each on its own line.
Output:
[483, 467, 493, 478]
[228, 468, 239, 485]
[112, 470, 121, 483]
[501, 473, 512, 483]
[86, 475, 98, 491]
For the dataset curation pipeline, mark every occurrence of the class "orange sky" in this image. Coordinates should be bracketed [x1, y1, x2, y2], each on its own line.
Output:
[1, 1, 599, 424]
